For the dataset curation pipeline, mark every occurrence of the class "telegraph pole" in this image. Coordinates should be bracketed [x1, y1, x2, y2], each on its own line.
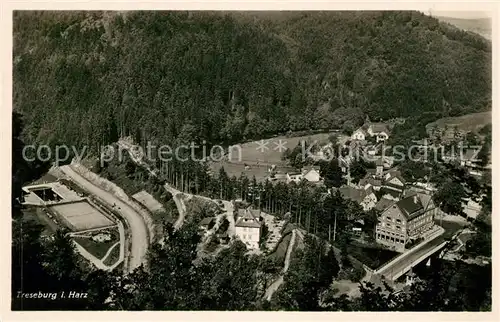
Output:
[333, 211, 337, 242]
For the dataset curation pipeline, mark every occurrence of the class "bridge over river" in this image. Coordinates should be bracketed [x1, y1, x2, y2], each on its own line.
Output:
[373, 226, 449, 281]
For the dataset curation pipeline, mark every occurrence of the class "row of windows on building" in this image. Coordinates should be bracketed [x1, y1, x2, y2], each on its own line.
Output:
[241, 234, 256, 240]
[408, 216, 432, 229]
[379, 222, 404, 231]
[377, 233, 405, 244]
[385, 216, 403, 224]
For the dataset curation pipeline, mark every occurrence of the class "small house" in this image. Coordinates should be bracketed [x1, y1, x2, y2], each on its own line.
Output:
[286, 172, 303, 183]
[301, 166, 321, 183]
[367, 123, 391, 142]
[351, 127, 368, 141]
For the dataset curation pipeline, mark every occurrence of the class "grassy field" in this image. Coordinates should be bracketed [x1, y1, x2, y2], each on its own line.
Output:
[103, 243, 120, 266]
[209, 131, 338, 181]
[72, 227, 120, 260]
[425, 111, 491, 137]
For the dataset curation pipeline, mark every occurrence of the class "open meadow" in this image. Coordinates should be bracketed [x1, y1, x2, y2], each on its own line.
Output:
[209, 131, 338, 181]
[425, 111, 491, 137]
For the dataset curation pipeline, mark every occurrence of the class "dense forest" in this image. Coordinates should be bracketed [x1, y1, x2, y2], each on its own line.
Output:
[12, 11, 492, 311]
[12, 110, 491, 311]
[13, 11, 491, 152]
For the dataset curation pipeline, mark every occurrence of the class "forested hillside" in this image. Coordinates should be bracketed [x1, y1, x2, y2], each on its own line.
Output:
[13, 11, 491, 151]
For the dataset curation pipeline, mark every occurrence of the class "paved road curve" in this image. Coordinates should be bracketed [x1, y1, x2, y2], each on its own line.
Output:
[60, 165, 149, 272]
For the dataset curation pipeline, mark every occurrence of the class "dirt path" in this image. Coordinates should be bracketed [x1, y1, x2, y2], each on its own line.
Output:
[264, 229, 297, 301]
[59, 165, 148, 272]
[73, 240, 123, 271]
[164, 184, 189, 229]
[101, 241, 120, 262]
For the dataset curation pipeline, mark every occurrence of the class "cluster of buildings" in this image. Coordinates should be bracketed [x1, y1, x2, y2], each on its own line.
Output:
[332, 140, 442, 252]
[351, 122, 391, 143]
[267, 165, 322, 185]
[203, 119, 488, 253]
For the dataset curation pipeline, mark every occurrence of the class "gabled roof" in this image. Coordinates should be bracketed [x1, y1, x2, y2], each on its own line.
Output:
[375, 197, 395, 211]
[339, 186, 368, 204]
[301, 165, 320, 175]
[236, 208, 261, 228]
[380, 187, 402, 199]
[403, 191, 434, 210]
[384, 182, 405, 191]
[364, 184, 374, 195]
[384, 169, 405, 185]
[248, 208, 261, 218]
[370, 123, 390, 134]
[353, 127, 368, 136]
[359, 176, 382, 187]
[200, 217, 214, 227]
[395, 195, 424, 220]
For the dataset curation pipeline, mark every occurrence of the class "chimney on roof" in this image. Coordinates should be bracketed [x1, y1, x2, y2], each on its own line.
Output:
[413, 195, 418, 204]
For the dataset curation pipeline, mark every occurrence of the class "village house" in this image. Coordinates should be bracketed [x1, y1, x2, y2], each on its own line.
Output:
[285, 166, 322, 184]
[379, 187, 402, 201]
[235, 208, 262, 250]
[301, 165, 322, 183]
[338, 185, 378, 211]
[375, 193, 436, 252]
[286, 171, 303, 183]
[383, 169, 406, 192]
[359, 176, 382, 191]
[351, 127, 368, 141]
[357, 159, 387, 191]
[462, 198, 482, 220]
[338, 155, 354, 174]
[367, 123, 391, 142]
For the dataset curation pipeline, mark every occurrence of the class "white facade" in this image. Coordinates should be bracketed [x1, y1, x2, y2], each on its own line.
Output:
[462, 199, 482, 220]
[287, 173, 303, 183]
[376, 131, 389, 142]
[235, 226, 260, 249]
[361, 193, 378, 211]
[351, 129, 366, 141]
[303, 169, 321, 182]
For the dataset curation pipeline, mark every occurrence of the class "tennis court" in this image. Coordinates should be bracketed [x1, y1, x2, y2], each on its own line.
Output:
[49, 200, 115, 231]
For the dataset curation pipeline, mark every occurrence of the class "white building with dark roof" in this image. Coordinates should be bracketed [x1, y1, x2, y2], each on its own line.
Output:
[235, 208, 262, 249]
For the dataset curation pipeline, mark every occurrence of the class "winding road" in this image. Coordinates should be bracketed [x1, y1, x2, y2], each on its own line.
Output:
[59, 165, 149, 272]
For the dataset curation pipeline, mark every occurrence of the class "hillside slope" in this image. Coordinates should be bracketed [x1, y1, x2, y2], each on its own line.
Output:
[435, 16, 491, 40]
[13, 11, 491, 151]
